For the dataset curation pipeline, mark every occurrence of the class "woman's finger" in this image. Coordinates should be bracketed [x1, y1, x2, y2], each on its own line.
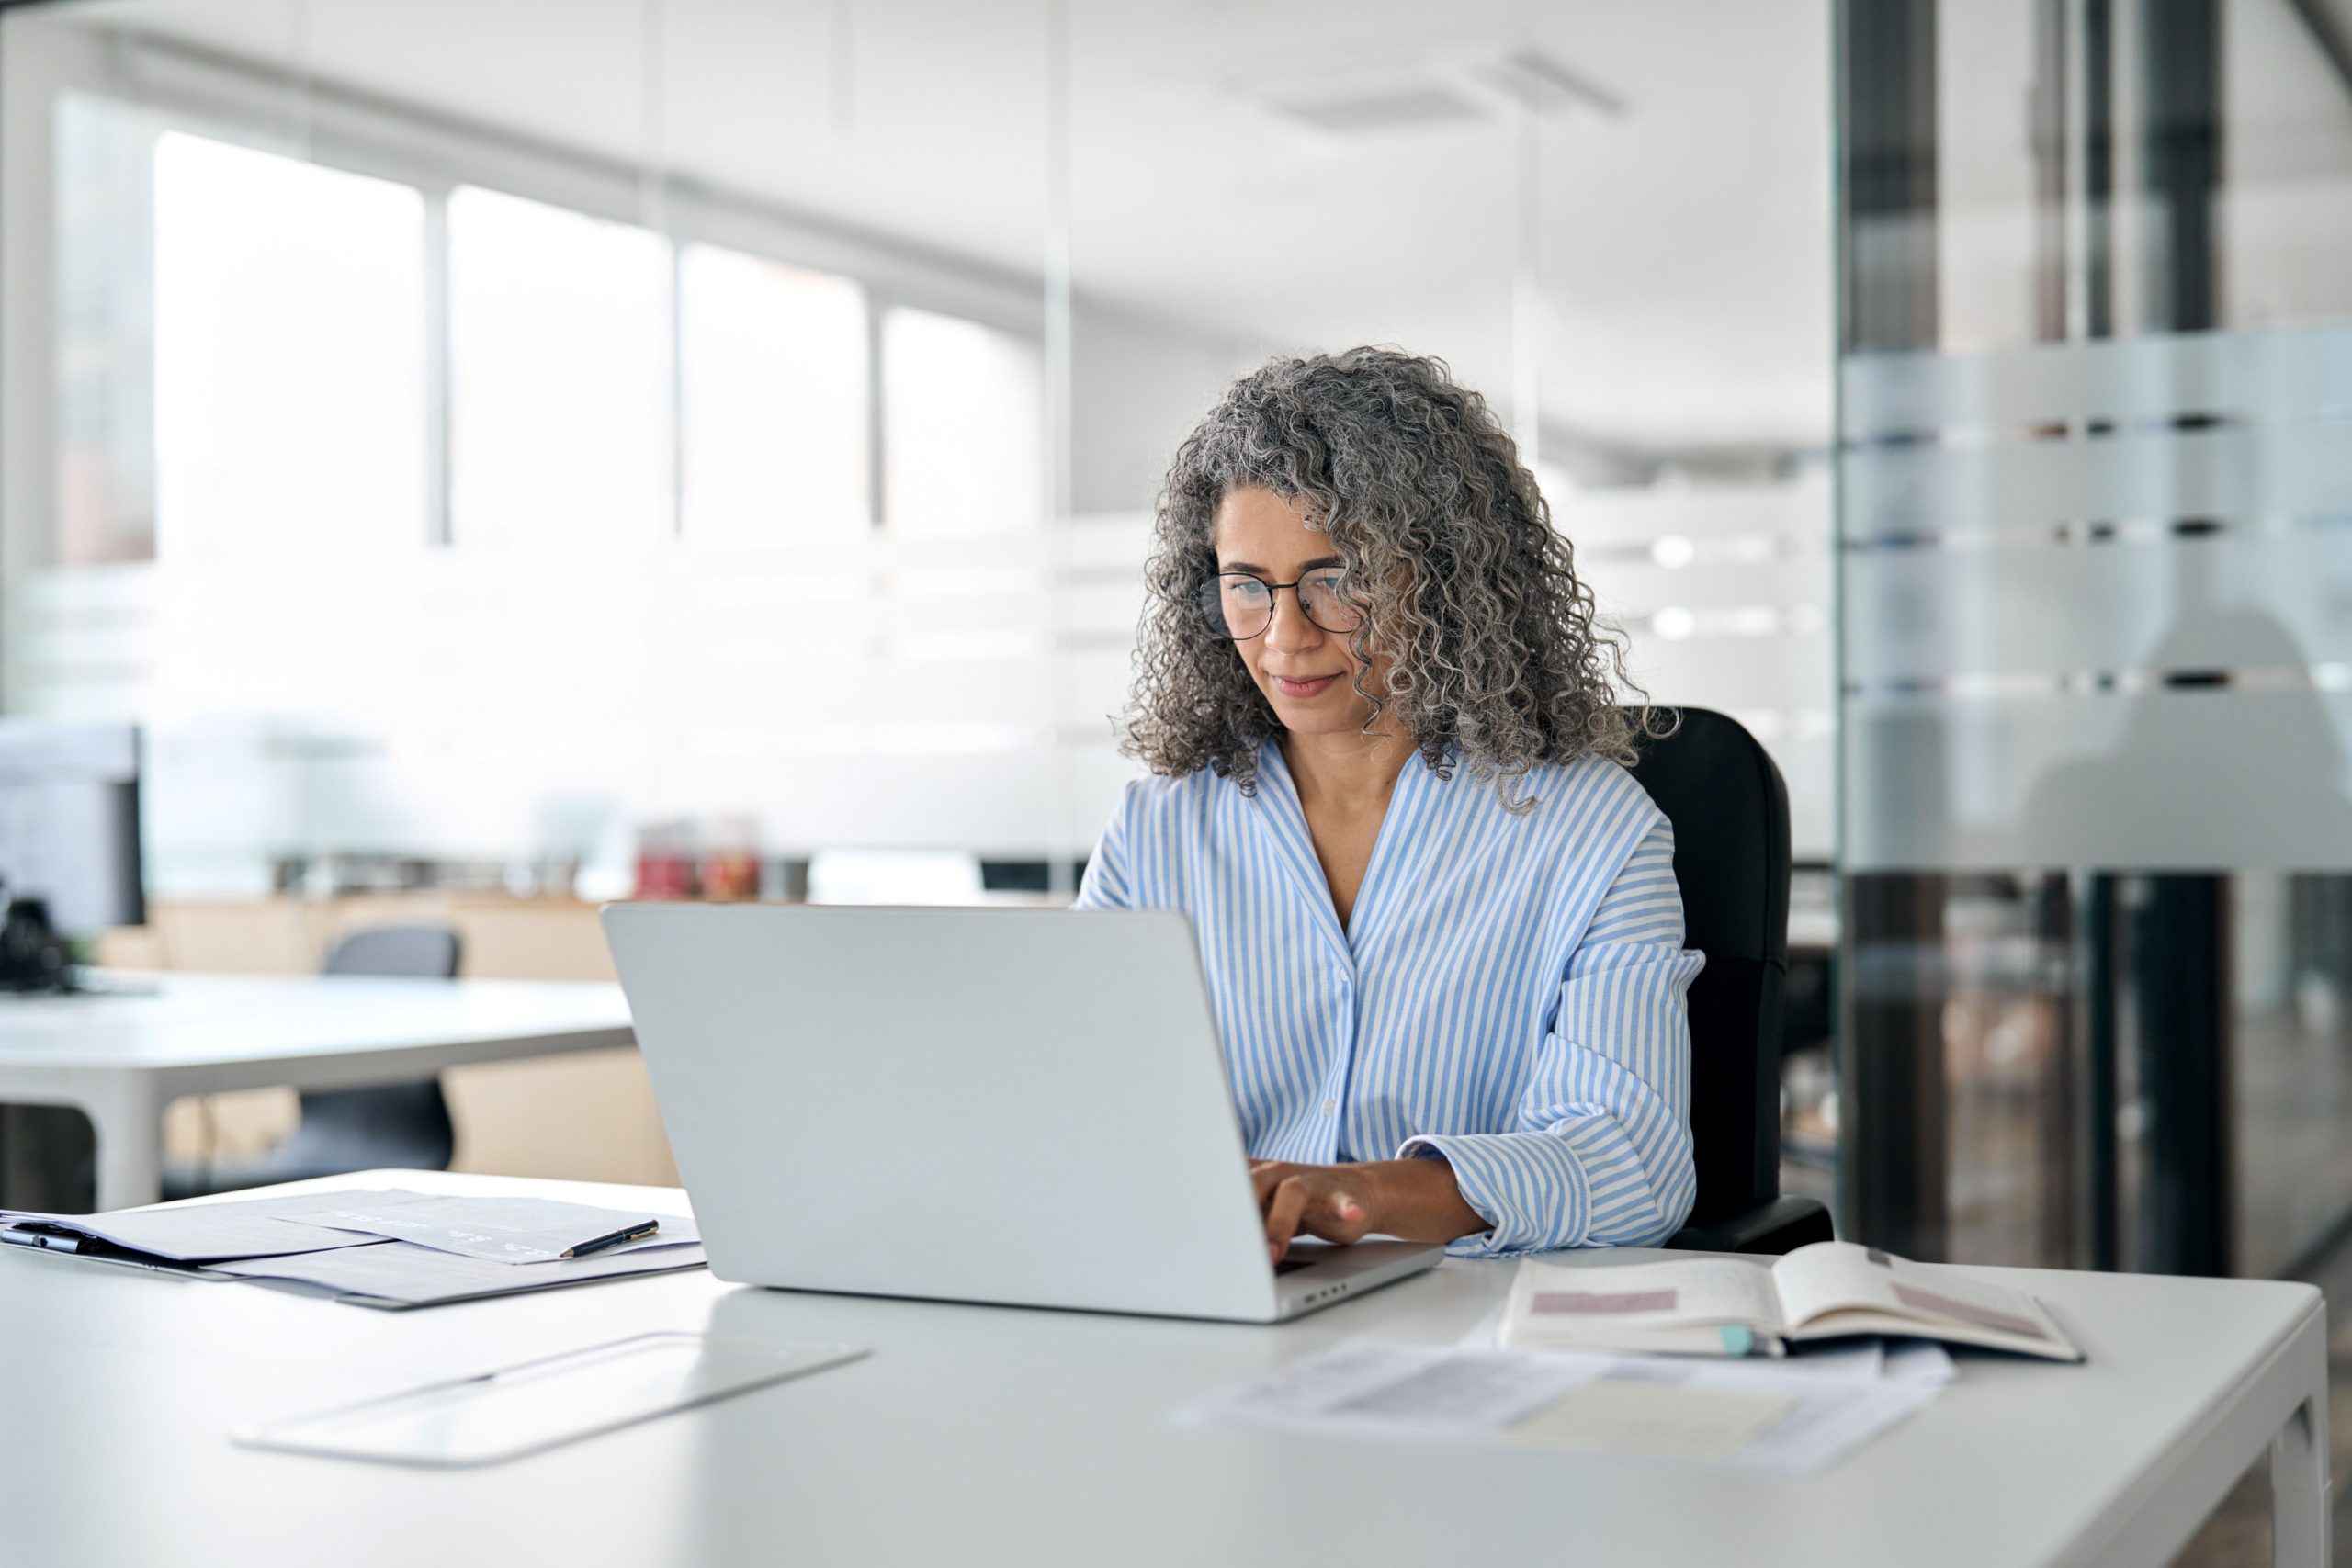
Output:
[1250, 1162, 1294, 1209]
[1264, 1178, 1309, 1261]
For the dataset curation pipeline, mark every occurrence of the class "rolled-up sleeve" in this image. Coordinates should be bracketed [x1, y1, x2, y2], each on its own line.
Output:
[1398, 818, 1702, 1254]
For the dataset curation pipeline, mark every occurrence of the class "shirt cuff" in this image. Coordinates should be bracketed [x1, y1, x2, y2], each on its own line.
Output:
[1397, 1131, 1594, 1257]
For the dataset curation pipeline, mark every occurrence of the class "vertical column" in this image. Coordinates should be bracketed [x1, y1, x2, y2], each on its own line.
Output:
[2036, 0, 2120, 1272]
[1836, 0, 1948, 1257]
[2132, 0, 2232, 1277]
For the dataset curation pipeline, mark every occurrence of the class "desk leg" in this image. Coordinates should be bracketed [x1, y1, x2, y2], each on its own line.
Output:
[86, 1077, 163, 1212]
[2271, 1383, 2330, 1568]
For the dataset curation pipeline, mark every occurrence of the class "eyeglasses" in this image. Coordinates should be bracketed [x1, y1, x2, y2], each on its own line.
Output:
[1196, 569, 1364, 641]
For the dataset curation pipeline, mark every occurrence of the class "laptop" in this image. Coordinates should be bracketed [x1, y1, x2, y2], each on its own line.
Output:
[600, 903, 1443, 1322]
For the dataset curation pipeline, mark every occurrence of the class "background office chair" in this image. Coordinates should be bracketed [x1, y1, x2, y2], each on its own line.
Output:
[166, 924, 463, 1197]
[1624, 706, 1835, 1255]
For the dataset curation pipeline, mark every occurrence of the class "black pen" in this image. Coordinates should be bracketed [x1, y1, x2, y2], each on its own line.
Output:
[561, 1221, 660, 1258]
[0, 1225, 85, 1254]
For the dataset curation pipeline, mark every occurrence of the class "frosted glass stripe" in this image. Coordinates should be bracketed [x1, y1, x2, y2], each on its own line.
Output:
[1845, 529, 2352, 682]
[1842, 321, 2352, 436]
[1840, 421, 2350, 540]
[1841, 689, 2352, 871]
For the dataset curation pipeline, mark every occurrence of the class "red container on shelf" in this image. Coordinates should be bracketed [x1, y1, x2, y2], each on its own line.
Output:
[697, 849, 761, 902]
[634, 851, 697, 900]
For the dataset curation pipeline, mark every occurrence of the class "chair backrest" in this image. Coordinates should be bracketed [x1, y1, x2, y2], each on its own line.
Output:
[322, 924, 462, 980]
[1622, 707, 1792, 1224]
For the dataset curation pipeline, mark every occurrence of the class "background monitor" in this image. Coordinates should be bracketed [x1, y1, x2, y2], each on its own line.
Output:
[0, 721, 145, 935]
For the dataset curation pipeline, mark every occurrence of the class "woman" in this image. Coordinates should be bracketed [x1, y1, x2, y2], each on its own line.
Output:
[1074, 346, 1701, 1261]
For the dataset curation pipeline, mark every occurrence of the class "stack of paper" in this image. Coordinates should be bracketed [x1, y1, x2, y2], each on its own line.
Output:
[0, 1190, 707, 1309]
[213, 1193, 705, 1308]
[0, 1192, 396, 1263]
[1177, 1337, 1953, 1476]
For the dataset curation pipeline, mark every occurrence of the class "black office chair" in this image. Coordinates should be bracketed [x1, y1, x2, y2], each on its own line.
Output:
[1624, 707, 1835, 1255]
[166, 924, 463, 1197]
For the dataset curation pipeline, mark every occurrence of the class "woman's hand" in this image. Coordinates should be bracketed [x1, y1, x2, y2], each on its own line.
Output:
[1250, 1156, 1490, 1263]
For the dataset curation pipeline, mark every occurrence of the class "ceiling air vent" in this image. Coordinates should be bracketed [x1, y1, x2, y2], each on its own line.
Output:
[1280, 85, 1486, 134]
[1224, 42, 1622, 139]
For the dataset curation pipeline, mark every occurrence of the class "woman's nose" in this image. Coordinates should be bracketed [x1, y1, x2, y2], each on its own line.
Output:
[1263, 589, 1321, 650]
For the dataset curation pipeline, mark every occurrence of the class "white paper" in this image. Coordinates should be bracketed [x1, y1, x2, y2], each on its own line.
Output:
[1179, 1340, 1939, 1476]
[1781, 1339, 1887, 1382]
[292, 1195, 677, 1264]
[1883, 1340, 1958, 1386]
[0, 1189, 428, 1263]
[210, 1237, 707, 1306]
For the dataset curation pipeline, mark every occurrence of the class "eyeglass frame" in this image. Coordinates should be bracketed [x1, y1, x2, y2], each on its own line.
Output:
[1197, 569, 1364, 641]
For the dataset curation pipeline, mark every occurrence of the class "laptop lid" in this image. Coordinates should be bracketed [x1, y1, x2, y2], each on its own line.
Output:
[601, 903, 1286, 1321]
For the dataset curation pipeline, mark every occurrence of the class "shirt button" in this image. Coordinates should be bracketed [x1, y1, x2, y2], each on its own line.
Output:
[1320, 1100, 1338, 1118]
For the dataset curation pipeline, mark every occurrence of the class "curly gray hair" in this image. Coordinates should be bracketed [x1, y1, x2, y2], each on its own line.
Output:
[1119, 346, 1656, 798]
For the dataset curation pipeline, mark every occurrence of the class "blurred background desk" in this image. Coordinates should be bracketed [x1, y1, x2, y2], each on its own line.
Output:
[0, 973, 632, 1209]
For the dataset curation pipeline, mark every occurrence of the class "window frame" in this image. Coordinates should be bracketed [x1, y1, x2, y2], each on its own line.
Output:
[26, 31, 1055, 555]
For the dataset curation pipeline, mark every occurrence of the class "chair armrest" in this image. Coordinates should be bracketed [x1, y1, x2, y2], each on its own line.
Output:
[1665, 1195, 1834, 1255]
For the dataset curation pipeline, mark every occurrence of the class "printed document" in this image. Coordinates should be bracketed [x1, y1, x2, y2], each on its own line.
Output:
[0, 1189, 430, 1262]
[291, 1194, 682, 1264]
[209, 1236, 707, 1307]
[1178, 1340, 1939, 1475]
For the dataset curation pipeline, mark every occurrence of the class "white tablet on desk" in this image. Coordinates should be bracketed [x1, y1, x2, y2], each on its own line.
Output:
[233, 1333, 865, 1467]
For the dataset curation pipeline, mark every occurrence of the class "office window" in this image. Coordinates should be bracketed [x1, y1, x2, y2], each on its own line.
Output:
[880, 306, 1045, 535]
[152, 132, 427, 561]
[680, 243, 870, 543]
[447, 186, 671, 549]
[54, 93, 162, 566]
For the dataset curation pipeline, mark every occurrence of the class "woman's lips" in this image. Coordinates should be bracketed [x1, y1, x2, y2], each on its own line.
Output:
[1271, 673, 1341, 699]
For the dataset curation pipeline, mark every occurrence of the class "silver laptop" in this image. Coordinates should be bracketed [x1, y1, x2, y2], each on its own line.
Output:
[600, 903, 1442, 1322]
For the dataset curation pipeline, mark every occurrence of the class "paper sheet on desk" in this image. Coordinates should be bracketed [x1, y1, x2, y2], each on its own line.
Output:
[1177, 1341, 1940, 1476]
[0, 1188, 432, 1262]
[290, 1194, 683, 1264]
[209, 1237, 707, 1307]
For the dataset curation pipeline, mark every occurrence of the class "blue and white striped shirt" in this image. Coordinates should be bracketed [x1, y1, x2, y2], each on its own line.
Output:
[1074, 742, 1703, 1254]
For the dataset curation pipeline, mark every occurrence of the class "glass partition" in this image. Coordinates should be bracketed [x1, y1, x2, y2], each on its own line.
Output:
[1836, 0, 2352, 1276]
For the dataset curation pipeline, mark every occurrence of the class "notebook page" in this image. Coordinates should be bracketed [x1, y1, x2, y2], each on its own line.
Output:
[1508, 1256, 1787, 1337]
[1770, 1242, 1900, 1326]
[1772, 1242, 2075, 1355]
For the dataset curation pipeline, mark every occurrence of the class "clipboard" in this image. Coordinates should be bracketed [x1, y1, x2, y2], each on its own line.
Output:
[232, 1332, 866, 1466]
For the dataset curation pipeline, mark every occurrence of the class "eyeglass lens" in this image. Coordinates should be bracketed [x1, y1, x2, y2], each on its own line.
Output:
[1199, 570, 1363, 640]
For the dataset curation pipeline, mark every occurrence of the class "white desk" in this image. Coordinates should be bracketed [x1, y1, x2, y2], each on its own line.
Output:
[0, 976, 634, 1208]
[0, 1170, 2327, 1568]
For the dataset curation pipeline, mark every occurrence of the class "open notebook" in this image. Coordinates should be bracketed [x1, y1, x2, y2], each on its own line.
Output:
[1502, 1240, 2083, 1361]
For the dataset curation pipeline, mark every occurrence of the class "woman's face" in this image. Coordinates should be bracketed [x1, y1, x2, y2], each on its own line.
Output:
[1209, 484, 1385, 739]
